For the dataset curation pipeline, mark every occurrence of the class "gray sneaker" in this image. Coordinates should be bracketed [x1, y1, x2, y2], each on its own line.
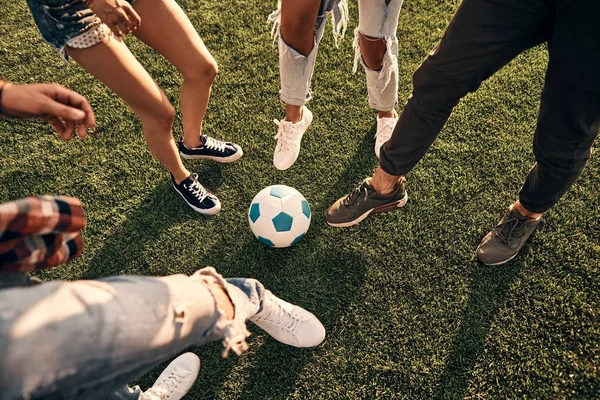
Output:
[476, 207, 542, 266]
[326, 178, 408, 228]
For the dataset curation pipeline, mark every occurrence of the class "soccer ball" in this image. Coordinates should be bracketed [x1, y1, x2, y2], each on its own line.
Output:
[248, 185, 311, 248]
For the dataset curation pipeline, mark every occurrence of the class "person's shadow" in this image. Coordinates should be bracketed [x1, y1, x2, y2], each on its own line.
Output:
[433, 261, 521, 399]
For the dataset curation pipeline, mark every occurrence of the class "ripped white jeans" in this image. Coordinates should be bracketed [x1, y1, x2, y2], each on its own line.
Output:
[0, 267, 264, 400]
[269, 0, 403, 111]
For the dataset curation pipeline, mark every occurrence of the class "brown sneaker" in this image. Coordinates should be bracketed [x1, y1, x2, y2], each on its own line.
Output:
[326, 178, 407, 228]
[476, 207, 542, 266]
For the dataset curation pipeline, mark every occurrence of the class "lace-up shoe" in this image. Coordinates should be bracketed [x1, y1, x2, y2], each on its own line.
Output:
[326, 178, 407, 227]
[171, 173, 221, 215]
[273, 106, 313, 170]
[250, 290, 325, 347]
[144, 353, 200, 400]
[476, 207, 542, 265]
[178, 135, 243, 163]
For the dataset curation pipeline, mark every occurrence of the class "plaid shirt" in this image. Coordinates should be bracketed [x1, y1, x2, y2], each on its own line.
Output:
[0, 196, 85, 272]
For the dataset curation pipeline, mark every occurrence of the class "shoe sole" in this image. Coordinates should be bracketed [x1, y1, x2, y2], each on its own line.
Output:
[327, 192, 408, 228]
[180, 147, 243, 163]
[273, 108, 313, 171]
[474, 222, 542, 266]
[172, 184, 222, 216]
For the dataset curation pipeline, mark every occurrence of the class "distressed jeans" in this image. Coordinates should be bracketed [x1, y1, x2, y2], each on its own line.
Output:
[269, 0, 404, 111]
[0, 268, 265, 400]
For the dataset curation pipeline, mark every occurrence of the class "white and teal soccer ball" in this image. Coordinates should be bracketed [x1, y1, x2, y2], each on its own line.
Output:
[248, 185, 311, 248]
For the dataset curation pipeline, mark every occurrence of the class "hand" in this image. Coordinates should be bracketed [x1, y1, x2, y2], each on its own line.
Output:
[87, 0, 141, 37]
[1, 83, 96, 141]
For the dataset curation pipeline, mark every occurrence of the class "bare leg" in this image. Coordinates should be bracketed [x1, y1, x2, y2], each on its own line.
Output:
[132, 0, 218, 149]
[67, 37, 191, 183]
[280, 0, 320, 123]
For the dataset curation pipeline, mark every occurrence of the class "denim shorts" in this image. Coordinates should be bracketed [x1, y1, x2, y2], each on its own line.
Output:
[26, 0, 135, 57]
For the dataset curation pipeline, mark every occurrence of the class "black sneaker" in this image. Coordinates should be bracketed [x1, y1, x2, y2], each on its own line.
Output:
[178, 135, 243, 163]
[475, 207, 542, 265]
[326, 178, 408, 227]
[172, 173, 221, 215]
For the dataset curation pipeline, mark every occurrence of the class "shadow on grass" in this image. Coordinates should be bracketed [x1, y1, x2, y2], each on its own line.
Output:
[434, 262, 521, 399]
[81, 162, 223, 280]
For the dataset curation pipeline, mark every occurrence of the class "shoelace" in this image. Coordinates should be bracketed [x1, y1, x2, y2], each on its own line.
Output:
[185, 175, 210, 202]
[258, 299, 301, 333]
[495, 215, 527, 248]
[342, 184, 369, 207]
[375, 118, 396, 142]
[154, 370, 185, 399]
[273, 119, 298, 152]
[203, 136, 227, 152]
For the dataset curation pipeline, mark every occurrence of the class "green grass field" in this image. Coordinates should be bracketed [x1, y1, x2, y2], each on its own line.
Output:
[1, 0, 599, 398]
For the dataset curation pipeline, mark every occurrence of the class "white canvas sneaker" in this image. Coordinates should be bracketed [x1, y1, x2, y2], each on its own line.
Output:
[273, 106, 313, 170]
[374, 114, 398, 160]
[250, 290, 325, 348]
[144, 353, 200, 400]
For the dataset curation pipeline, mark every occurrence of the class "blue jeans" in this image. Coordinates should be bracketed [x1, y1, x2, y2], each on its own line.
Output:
[25, 0, 135, 58]
[0, 268, 265, 400]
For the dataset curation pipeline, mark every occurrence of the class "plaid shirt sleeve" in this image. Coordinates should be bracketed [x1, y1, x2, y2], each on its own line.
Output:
[0, 196, 86, 272]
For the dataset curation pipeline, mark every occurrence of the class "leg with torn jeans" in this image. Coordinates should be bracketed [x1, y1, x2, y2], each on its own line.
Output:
[0, 267, 263, 400]
[354, 0, 403, 112]
[269, 0, 349, 107]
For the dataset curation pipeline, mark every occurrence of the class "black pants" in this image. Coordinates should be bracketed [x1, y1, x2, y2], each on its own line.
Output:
[380, 0, 600, 213]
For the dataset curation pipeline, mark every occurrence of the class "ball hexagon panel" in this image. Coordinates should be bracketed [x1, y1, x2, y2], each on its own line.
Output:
[291, 214, 310, 236]
[258, 236, 275, 247]
[250, 215, 276, 239]
[251, 186, 273, 204]
[290, 233, 305, 246]
[272, 212, 294, 232]
[270, 185, 295, 199]
[280, 194, 303, 217]
[271, 231, 297, 248]
[258, 195, 282, 219]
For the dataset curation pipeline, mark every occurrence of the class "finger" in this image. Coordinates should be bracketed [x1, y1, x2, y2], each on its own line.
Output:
[49, 84, 96, 127]
[124, 4, 141, 30]
[47, 117, 66, 137]
[77, 122, 88, 139]
[116, 19, 131, 36]
[109, 22, 123, 37]
[62, 119, 76, 141]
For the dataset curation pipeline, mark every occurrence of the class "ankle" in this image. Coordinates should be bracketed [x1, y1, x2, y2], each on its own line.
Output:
[378, 110, 397, 119]
[513, 201, 541, 220]
[371, 167, 403, 196]
[173, 171, 191, 185]
[183, 136, 203, 149]
[284, 105, 303, 124]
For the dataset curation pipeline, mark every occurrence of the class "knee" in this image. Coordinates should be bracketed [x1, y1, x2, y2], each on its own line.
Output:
[143, 101, 175, 132]
[183, 58, 219, 84]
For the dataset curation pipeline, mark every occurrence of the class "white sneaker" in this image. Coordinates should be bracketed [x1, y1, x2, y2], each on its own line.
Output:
[250, 290, 325, 348]
[374, 113, 398, 160]
[273, 106, 313, 170]
[144, 353, 200, 400]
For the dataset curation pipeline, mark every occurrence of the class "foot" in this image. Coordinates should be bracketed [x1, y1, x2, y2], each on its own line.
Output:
[250, 289, 325, 347]
[475, 206, 542, 266]
[178, 135, 243, 163]
[144, 353, 200, 400]
[374, 113, 398, 160]
[273, 106, 313, 170]
[171, 173, 221, 215]
[326, 178, 407, 228]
